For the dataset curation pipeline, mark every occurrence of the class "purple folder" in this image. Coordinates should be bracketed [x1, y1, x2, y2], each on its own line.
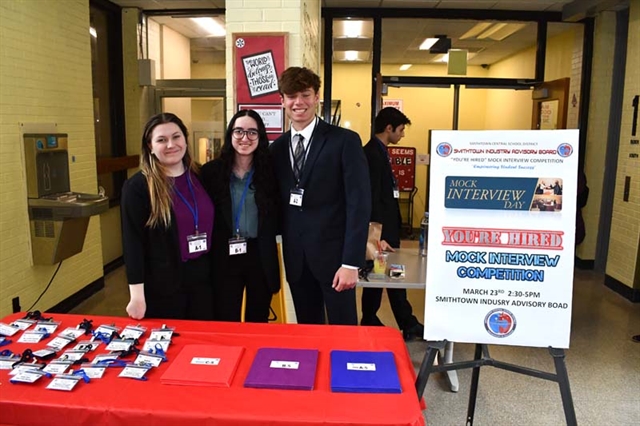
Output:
[244, 348, 319, 390]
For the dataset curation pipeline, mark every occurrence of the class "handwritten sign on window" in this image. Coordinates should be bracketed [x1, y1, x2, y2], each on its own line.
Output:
[242, 51, 279, 98]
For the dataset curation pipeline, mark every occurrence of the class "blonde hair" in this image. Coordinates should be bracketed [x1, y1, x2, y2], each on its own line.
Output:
[139, 113, 200, 228]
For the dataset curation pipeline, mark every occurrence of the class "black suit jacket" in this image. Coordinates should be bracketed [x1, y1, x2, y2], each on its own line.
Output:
[200, 159, 281, 294]
[363, 138, 403, 248]
[270, 119, 371, 284]
[121, 171, 211, 299]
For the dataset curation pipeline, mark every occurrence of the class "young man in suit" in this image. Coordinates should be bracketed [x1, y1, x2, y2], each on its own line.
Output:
[361, 107, 424, 340]
[270, 67, 371, 325]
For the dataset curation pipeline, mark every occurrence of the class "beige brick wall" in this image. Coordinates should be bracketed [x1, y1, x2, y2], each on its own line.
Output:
[606, 0, 640, 288]
[0, 0, 103, 316]
[577, 12, 616, 261]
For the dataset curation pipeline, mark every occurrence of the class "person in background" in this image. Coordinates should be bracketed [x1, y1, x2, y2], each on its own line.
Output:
[121, 113, 214, 320]
[270, 67, 371, 325]
[575, 170, 589, 245]
[361, 107, 424, 341]
[201, 110, 281, 322]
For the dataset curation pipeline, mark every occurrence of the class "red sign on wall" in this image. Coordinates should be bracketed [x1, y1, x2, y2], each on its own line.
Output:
[388, 147, 416, 192]
[234, 33, 287, 106]
[234, 33, 287, 141]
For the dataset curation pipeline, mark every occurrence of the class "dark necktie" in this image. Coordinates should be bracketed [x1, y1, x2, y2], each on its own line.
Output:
[293, 134, 305, 181]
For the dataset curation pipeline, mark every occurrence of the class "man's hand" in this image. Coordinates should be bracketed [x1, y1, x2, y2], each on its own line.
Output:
[379, 240, 395, 252]
[126, 284, 146, 319]
[332, 267, 358, 292]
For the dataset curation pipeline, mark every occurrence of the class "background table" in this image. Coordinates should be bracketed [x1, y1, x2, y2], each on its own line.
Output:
[0, 313, 425, 426]
[357, 249, 459, 393]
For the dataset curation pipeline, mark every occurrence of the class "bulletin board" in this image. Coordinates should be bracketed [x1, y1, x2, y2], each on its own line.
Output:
[388, 146, 416, 192]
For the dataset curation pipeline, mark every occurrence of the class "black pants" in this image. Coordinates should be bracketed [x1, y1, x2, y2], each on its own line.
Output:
[361, 287, 419, 331]
[146, 254, 214, 321]
[288, 256, 357, 325]
[214, 239, 272, 323]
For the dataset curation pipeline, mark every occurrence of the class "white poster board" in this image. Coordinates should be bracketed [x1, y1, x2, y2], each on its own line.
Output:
[425, 130, 579, 348]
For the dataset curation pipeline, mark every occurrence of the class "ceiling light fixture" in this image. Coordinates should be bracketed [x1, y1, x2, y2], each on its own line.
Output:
[477, 23, 508, 39]
[344, 50, 359, 61]
[343, 20, 363, 38]
[483, 23, 527, 41]
[419, 38, 440, 50]
[399, 64, 412, 71]
[460, 22, 493, 40]
[191, 17, 226, 37]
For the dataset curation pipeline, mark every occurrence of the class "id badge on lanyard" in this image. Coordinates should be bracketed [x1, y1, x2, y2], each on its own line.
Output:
[188, 232, 207, 254]
[229, 237, 247, 256]
[289, 188, 304, 206]
[393, 187, 400, 199]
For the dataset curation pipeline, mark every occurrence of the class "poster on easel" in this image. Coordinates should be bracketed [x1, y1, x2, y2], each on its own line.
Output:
[234, 33, 287, 142]
[424, 130, 579, 348]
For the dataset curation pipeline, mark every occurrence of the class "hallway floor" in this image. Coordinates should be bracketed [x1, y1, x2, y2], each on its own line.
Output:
[71, 250, 640, 425]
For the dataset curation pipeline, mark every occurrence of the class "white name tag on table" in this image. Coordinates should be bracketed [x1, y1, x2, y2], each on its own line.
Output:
[0, 323, 20, 336]
[191, 357, 220, 366]
[347, 362, 376, 371]
[269, 360, 299, 369]
[47, 375, 81, 391]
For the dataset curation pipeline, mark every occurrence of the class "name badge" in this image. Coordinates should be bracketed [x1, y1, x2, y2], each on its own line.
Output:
[187, 232, 207, 254]
[393, 189, 400, 199]
[289, 188, 304, 206]
[229, 237, 247, 256]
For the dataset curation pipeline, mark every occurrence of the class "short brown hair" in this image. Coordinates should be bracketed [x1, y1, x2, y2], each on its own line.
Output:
[278, 67, 321, 95]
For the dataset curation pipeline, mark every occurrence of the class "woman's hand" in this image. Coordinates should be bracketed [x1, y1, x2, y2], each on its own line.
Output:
[126, 284, 146, 319]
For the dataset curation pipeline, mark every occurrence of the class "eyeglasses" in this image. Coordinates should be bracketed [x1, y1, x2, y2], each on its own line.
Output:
[232, 128, 259, 141]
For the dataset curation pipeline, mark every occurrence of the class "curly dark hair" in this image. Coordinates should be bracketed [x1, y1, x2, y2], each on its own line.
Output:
[213, 109, 279, 217]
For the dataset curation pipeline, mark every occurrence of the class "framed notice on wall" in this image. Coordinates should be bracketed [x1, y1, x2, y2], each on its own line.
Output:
[234, 33, 287, 107]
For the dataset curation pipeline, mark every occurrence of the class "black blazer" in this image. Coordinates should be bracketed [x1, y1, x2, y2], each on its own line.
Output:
[270, 119, 371, 284]
[363, 138, 403, 248]
[200, 159, 281, 294]
[121, 171, 210, 298]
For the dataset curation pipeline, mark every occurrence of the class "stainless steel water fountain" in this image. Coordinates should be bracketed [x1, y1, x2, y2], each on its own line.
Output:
[24, 133, 109, 264]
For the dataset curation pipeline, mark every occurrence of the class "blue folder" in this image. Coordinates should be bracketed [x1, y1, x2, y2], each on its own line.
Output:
[330, 350, 402, 393]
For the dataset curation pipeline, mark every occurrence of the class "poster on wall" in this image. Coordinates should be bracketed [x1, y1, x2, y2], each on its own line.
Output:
[234, 33, 287, 142]
[388, 146, 416, 191]
[424, 130, 579, 349]
[234, 34, 287, 105]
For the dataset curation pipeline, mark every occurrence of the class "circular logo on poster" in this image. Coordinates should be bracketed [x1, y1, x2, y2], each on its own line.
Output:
[235, 38, 245, 48]
[436, 142, 452, 157]
[557, 143, 573, 157]
[484, 308, 517, 338]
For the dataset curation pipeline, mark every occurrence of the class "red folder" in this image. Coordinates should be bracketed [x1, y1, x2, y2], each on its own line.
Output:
[160, 344, 244, 387]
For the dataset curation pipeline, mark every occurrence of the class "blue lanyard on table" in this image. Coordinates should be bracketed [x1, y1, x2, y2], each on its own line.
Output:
[231, 169, 254, 237]
[377, 139, 397, 187]
[175, 172, 200, 233]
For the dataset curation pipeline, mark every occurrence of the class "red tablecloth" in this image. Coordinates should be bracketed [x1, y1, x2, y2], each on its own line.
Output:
[0, 313, 425, 426]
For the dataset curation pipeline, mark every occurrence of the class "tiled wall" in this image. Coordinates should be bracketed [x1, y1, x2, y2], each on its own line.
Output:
[606, 2, 640, 288]
[0, 0, 103, 316]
